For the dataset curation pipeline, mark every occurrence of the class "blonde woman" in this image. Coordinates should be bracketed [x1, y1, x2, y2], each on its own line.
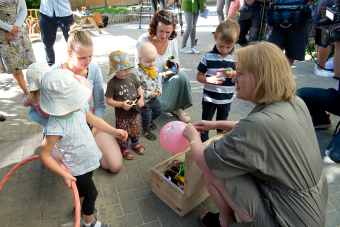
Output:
[183, 42, 328, 226]
[52, 28, 123, 173]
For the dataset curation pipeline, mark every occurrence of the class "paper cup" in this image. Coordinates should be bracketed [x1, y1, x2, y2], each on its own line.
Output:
[216, 70, 225, 81]
[199, 8, 209, 19]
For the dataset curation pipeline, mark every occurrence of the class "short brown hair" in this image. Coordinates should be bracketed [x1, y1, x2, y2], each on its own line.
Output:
[233, 42, 296, 104]
[149, 9, 178, 40]
[215, 20, 240, 43]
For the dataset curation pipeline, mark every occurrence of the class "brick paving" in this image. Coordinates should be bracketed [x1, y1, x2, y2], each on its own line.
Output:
[0, 4, 339, 226]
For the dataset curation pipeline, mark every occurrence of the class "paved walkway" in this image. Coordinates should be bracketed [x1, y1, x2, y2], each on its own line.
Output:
[0, 5, 339, 227]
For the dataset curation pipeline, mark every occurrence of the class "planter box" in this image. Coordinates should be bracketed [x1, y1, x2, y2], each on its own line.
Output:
[151, 132, 225, 216]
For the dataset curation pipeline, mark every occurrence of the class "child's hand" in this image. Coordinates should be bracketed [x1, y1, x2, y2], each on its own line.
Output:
[207, 75, 224, 85]
[113, 129, 128, 141]
[164, 71, 175, 78]
[224, 68, 236, 79]
[121, 100, 132, 111]
[62, 172, 77, 188]
[150, 90, 157, 99]
[137, 98, 144, 108]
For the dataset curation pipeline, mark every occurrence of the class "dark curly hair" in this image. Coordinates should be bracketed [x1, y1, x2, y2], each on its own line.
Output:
[149, 9, 178, 40]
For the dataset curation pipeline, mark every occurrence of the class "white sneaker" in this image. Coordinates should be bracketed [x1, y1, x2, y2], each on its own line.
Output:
[180, 47, 193, 54]
[191, 47, 200, 54]
[325, 57, 334, 69]
[314, 66, 334, 77]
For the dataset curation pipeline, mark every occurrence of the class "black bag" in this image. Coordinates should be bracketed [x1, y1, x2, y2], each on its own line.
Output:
[266, 0, 312, 28]
[101, 15, 108, 27]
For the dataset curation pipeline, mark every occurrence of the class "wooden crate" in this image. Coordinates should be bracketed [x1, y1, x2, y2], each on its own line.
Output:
[151, 133, 225, 216]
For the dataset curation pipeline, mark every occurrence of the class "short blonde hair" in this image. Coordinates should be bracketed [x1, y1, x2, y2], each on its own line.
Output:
[233, 42, 296, 104]
[215, 20, 240, 44]
[67, 26, 93, 52]
[139, 42, 157, 58]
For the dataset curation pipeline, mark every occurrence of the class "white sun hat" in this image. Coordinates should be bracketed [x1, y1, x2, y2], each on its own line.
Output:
[40, 69, 91, 116]
[26, 62, 52, 92]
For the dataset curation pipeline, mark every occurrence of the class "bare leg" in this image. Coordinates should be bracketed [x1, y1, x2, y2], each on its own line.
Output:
[316, 45, 332, 69]
[12, 71, 27, 94]
[94, 132, 123, 173]
[204, 170, 253, 227]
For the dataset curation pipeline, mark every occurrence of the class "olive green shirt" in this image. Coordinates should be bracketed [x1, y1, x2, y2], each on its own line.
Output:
[205, 97, 328, 227]
[181, 0, 206, 13]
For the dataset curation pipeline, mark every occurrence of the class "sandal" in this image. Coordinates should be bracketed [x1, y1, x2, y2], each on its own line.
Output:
[144, 131, 156, 141]
[131, 141, 145, 155]
[200, 211, 221, 227]
[121, 147, 134, 160]
[172, 109, 191, 123]
[150, 122, 157, 131]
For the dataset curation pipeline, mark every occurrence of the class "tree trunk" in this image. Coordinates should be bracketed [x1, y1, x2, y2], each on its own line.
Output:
[104, 0, 108, 10]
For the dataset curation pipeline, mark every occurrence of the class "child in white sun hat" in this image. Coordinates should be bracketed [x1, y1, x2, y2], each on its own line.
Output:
[22, 62, 52, 126]
[39, 69, 127, 227]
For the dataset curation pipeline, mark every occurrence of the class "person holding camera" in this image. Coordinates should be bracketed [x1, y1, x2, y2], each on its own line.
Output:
[310, 0, 340, 77]
[297, 33, 340, 163]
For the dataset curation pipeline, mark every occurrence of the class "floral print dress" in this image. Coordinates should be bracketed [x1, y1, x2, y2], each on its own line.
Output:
[0, 0, 35, 74]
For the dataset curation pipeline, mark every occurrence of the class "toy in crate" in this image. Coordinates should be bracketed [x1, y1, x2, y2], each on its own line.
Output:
[81, 7, 89, 15]
[162, 160, 185, 189]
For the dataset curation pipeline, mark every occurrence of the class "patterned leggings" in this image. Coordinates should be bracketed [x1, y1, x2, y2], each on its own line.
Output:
[115, 115, 140, 148]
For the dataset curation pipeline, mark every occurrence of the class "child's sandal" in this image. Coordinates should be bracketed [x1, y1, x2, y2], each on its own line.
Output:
[131, 141, 145, 155]
[121, 147, 134, 160]
[144, 131, 156, 141]
[150, 122, 157, 131]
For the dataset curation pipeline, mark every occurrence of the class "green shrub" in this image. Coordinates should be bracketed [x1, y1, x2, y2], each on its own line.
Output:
[26, 0, 40, 9]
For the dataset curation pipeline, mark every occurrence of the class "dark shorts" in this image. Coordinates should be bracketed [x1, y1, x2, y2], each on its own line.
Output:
[266, 18, 312, 61]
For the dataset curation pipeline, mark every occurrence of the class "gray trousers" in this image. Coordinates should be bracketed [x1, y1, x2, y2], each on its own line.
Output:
[216, 0, 232, 23]
[182, 11, 199, 48]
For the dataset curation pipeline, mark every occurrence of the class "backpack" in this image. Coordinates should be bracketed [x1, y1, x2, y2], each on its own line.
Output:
[266, 0, 312, 28]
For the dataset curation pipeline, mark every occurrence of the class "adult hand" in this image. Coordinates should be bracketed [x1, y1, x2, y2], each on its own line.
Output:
[113, 129, 128, 141]
[5, 32, 15, 42]
[204, 2, 207, 8]
[156, 91, 162, 96]
[62, 173, 77, 188]
[207, 75, 224, 85]
[183, 123, 200, 143]
[194, 120, 216, 133]
[121, 100, 132, 111]
[11, 25, 20, 35]
[175, 63, 180, 73]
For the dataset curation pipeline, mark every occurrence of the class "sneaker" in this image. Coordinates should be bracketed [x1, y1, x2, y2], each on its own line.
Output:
[314, 66, 334, 77]
[180, 47, 193, 54]
[325, 57, 334, 69]
[314, 115, 332, 129]
[83, 217, 109, 227]
[191, 47, 200, 54]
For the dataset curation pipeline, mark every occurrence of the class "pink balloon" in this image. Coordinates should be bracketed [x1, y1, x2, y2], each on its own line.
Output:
[75, 75, 92, 103]
[159, 121, 190, 153]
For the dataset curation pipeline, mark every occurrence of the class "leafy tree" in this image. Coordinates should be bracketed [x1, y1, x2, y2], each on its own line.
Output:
[26, 0, 40, 9]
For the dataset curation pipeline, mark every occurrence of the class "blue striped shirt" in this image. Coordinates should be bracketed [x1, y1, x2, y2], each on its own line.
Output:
[197, 45, 236, 105]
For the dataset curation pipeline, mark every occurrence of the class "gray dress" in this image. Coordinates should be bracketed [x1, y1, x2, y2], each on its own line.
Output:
[205, 97, 328, 227]
[0, 0, 35, 74]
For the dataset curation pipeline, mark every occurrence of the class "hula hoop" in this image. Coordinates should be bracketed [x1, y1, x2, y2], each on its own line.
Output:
[0, 155, 81, 227]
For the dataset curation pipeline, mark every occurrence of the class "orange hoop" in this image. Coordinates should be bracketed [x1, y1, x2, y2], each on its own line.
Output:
[0, 155, 81, 227]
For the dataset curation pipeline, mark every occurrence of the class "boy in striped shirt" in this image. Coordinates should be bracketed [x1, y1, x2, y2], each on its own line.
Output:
[196, 20, 240, 142]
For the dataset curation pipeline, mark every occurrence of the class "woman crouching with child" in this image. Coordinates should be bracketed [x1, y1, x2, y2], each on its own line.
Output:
[52, 28, 123, 173]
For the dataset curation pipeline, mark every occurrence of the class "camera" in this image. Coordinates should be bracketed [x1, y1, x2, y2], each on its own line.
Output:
[315, 5, 340, 48]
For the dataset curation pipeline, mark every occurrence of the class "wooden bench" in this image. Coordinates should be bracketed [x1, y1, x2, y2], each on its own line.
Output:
[72, 11, 102, 34]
